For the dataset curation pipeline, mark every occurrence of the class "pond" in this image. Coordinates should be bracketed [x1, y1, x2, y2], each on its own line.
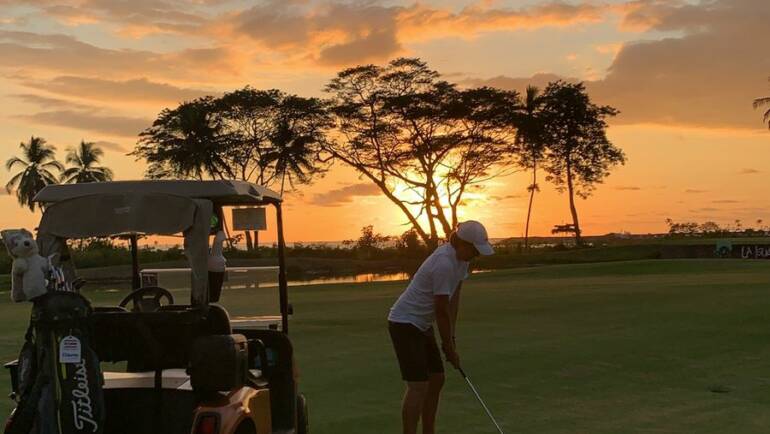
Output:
[276, 272, 411, 288]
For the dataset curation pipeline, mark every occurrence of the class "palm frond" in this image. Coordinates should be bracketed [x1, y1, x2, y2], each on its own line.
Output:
[4, 172, 23, 193]
[5, 156, 28, 171]
[753, 96, 770, 109]
[41, 160, 65, 172]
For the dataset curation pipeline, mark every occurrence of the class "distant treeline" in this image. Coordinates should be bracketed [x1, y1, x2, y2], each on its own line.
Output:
[664, 218, 769, 237]
[3, 223, 767, 276]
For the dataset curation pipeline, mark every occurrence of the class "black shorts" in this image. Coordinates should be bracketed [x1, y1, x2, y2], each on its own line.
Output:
[388, 321, 444, 382]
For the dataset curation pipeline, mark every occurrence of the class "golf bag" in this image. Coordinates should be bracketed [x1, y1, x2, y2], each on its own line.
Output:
[6, 292, 105, 434]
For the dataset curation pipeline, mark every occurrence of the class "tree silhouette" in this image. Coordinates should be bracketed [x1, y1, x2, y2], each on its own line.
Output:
[215, 87, 282, 252]
[5, 136, 63, 211]
[61, 140, 114, 184]
[754, 84, 770, 129]
[264, 96, 331, 195]
[514, 86, 546, 251]
[134, 96, 234, 180]
[325, 58, 518, 247]
[216, 87, 281, 186]
[540, 81, 625, 246]
[135, 89, 330, 251]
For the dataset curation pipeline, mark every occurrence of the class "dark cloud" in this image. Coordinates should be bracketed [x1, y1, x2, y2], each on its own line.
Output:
[10, 93, 93, 110]
[318, 29, 402, 66]
[40, 0, 207, 36]
[463, 0, 770, 130]
[685, 189, 708, 194]
[615, 186, 641, 191]
[0, 30, 239, 80]
[739, 168, 761, 175]
[231, 1, 403, 65]
[592, 0, 770, 129]
[93, 140, 128, 152]
[309, 183, 382, 206]
[9, 91, 149, 138]
[489, 194, 522, 201]
[461, 73, 567, 92]
[712, 199, 741, 204]
[16, 110, 150, 137]
[26, 76, 209, 104]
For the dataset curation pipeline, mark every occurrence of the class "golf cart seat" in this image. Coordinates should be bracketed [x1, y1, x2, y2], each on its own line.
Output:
[102, 334, 253, 434]
[103, 388, 197, 434]
[91, 304, 232, 370]
[160, 303, 232, 335]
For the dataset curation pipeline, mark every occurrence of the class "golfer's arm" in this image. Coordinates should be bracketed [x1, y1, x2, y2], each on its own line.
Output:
[434, 295, 453, 350]
[450, 283, 462, 338]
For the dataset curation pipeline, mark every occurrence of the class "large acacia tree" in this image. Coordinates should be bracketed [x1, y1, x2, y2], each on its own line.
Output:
[216, 87, 330, 249]
[540, 81, 625, 246]
[324, 58, 519, 247]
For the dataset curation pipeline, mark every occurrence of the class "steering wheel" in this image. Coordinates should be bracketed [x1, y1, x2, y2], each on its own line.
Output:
[119, 286, 175, 312]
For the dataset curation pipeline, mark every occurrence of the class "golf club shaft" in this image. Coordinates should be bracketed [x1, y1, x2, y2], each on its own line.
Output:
[459, 368, 505, 434]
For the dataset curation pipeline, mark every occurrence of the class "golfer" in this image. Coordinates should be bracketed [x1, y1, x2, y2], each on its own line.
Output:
[388, 220, 494, 434]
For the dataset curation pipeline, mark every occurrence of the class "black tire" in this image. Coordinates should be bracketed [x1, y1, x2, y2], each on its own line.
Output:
[234, 419, 256, 434]
[297, 394, 309, 434]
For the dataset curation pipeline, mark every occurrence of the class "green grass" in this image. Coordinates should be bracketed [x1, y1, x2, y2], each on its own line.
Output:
[1, 259, 770, 433]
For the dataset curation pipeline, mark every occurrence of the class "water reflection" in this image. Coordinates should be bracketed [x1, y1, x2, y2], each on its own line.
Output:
[266, 272, 411, 288]
[91, 269, 491, 292]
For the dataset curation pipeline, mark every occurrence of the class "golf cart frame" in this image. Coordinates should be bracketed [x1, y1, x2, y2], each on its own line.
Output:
[5, 180, 306, 434]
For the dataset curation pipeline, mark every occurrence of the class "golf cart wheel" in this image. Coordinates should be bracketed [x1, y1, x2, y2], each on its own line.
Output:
[297, 394, 309, 434]
[234, 419, 256, 434]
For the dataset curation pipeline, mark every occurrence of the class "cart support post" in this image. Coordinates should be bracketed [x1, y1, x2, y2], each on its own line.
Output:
[275, 203, 289, 334]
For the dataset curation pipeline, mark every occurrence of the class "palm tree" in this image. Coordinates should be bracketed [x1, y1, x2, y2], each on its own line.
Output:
[515, 86, 546, 251]
[266, 120, 318, 195]
[134, 97, 234, 180]
[61, 140, 114, 184]
[5, 136, 63, 211]
[265, 96, 330, 195]
[754, 94, 770, 129]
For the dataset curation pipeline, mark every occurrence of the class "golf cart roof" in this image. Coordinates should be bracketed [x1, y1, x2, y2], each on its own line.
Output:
[32, 180, 284, 307]
[33, 180, 282, 206]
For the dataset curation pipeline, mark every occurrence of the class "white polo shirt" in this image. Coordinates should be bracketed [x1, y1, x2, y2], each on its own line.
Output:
[388, 243, 469, 331]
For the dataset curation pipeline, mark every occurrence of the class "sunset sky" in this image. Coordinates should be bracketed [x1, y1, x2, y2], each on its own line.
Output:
[0, 0, 768, 243]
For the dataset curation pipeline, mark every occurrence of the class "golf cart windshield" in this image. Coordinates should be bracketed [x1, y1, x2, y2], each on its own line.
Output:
[37, 192, 213, 305]
[32, 180, 290, 330]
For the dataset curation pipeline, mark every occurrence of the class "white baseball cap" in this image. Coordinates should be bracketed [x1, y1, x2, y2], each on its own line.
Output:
[456, 220, 494, 256]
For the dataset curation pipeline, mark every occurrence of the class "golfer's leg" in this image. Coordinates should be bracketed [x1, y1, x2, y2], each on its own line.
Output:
[421, 373, 445, 434]
[403, 381, 429, 434]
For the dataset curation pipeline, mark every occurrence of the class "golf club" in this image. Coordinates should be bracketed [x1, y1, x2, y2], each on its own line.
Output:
[459, 367, 505, 434]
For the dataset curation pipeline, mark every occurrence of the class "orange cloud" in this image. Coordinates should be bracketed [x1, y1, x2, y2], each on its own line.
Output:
[41, 0, 207, 37]
[397, 1, 606, 41]
[213, 1, 615, 67]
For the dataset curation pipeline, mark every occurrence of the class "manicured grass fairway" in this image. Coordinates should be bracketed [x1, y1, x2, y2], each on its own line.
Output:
[1, 259, 770, 433]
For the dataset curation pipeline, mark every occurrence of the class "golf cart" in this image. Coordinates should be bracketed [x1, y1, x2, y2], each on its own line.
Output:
[3, 180, 307, 434]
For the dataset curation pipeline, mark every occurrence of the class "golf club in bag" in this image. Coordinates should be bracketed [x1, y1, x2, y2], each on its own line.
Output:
[6, 292, 105, 434]
[459, 367, 505, 434]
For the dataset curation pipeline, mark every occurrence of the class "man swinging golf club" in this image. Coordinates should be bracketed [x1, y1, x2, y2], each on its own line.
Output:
[388, 220, 494, 434]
